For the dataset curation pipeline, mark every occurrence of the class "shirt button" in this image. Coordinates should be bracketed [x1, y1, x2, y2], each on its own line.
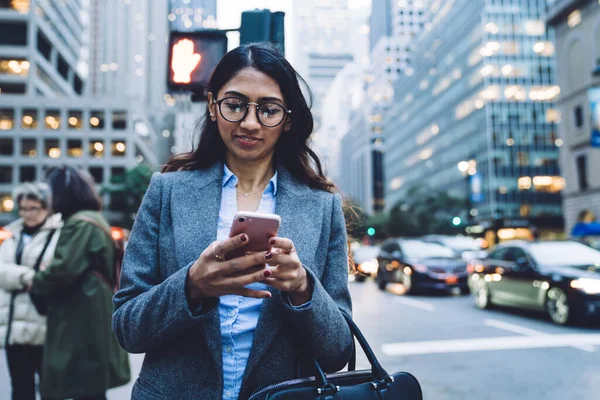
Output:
[225, 345, 233, 353]
[224, 390, 232, 398]
[229, 310, 236, 318]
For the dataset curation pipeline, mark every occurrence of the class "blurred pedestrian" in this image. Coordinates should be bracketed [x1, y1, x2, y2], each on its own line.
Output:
[29, 166, 130, 400]
[0, 182, 61, 400]
[112, 43, 353, 399]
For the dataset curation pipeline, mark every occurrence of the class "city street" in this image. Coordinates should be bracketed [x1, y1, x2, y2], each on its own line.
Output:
[2, 280, 600, 399]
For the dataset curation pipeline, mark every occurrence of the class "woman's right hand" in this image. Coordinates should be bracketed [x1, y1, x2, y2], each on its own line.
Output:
[186, 234, 273, 300]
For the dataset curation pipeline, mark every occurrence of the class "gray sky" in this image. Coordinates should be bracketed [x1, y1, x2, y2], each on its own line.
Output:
[217, 0, 371, 65]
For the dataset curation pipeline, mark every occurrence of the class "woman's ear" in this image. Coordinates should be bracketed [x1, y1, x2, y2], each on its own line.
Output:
[207, 92, 217, 122]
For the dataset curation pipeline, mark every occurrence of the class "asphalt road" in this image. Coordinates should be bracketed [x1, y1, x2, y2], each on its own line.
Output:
[1, 279, 599, 399]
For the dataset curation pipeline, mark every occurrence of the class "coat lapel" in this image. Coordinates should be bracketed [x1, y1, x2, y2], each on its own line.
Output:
[171, 162, 224, 374]
[241, 166, 317, 386]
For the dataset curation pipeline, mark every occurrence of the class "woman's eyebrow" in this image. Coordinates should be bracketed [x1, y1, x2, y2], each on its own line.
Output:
[223, 90, 283, 103]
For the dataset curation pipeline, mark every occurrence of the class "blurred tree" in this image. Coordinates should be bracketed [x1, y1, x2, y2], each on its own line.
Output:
[102, 165, 154, 229]
[387, 185, 464, 237]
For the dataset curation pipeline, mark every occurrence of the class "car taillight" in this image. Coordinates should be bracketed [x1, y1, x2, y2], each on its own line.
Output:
[467, 264, 475, 274]
[111, 227, 125, 241]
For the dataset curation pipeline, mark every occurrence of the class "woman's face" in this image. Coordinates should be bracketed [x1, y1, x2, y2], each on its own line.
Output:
[208, 67, 291, 164]
[18, 198, 48, 228]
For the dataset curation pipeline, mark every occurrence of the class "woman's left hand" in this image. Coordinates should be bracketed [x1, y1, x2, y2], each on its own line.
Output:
[264, 237, 313, 306]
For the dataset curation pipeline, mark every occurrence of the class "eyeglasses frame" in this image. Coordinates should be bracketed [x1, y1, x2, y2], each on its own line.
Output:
[213, 97, 292, 128]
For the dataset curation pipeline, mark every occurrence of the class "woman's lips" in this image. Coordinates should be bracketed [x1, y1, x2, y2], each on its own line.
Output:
[235, 135, 261, 148]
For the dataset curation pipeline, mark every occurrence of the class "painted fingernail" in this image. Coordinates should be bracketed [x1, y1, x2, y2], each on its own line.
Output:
[264, 292, 272, 299]
[263, 270, 272, 278]
[269, 238, 276, 245]
[241, 234, 248, 242]
[265, 252, 273, 260]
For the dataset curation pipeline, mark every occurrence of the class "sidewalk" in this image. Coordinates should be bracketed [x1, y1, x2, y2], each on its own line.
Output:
[0, 350, 144, 399]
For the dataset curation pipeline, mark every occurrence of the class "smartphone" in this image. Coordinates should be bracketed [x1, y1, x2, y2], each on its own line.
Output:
[225, 211, 281, 260]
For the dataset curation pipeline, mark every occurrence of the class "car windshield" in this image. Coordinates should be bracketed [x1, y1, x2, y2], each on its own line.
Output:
[528, 242, 600, 266]
[353, 246, 379, 263]
[401, 240, 455, 259]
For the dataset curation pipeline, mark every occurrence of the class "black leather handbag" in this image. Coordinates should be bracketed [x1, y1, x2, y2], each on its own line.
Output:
[28, 229, 56, 316]
[248, 311, 423, 399]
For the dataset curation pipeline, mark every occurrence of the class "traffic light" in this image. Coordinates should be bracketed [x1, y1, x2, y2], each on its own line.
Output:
[240, 10, 285, 55]
[167, 30, 228, 93]
[367, 227, 376, 236]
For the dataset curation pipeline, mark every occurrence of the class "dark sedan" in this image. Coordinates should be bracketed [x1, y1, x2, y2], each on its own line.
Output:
[376, 239, 469, 294]
[468, 240, 600, 325]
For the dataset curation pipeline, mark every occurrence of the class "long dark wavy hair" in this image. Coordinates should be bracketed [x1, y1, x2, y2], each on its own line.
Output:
[162, 43, 334, 193]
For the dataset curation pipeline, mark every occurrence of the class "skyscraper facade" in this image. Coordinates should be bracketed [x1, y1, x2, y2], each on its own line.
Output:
[382, 0, 563, 239]
[547, 0, 600, 233]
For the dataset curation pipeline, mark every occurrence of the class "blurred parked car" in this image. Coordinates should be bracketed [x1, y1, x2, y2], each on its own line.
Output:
[422, 235, 487, 261]
[469, 240, 600, 325]
[352, 245, 380, 282]
[376, 239, 469, 294]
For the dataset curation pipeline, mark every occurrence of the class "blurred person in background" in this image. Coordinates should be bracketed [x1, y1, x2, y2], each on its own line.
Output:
[29, 166, 130, 400]
[0, 183, 61, 400]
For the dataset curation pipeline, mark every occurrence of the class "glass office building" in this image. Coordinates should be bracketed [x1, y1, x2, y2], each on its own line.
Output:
[382, 0, 563, 239]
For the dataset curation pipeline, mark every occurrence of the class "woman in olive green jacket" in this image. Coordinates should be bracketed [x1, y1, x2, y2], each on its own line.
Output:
[30, 166, 130, 400]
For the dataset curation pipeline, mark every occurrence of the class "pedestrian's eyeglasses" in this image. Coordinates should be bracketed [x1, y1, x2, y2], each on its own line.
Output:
[213, 97, 292, 128]
[18, 207, 42, 215]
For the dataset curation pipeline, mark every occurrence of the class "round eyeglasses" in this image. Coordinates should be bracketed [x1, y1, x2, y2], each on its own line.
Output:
[213, 97, 292, 128]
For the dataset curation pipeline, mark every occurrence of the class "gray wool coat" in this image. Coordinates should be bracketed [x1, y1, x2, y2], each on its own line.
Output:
[112, 162, 353, 399]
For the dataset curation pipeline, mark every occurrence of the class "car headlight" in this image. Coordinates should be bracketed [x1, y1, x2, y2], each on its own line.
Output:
[358, 259, 379, 274]
[571, 278, 600, 295]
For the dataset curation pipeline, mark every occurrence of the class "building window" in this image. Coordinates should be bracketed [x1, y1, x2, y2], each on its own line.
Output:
[0, 166, 12, 183]
[45, 139, 60, 158]
[0, 108, 14, 130]
[67, 139, 83, 157]
[20, 166, 36, 182]
[0, 138, 14, 156]
[0, 194, 14, 212]
[112, 141, 126, 157]
[90, 140, 104, 158]
[21, 109, 38, 129]
[89, 167, 104, 184]
[57, 55, 69, 80]
[36, 30, 51, 60]
[576, 155, 588, 191]
[574, 105, 584, 128]
[0, 21, 27, 46]
[112, 111, 127, 129]
[0, 82, 26, 94]
[21, 139, 37, 157]
[0, 58, 29, 76]
[517, 152, 529, 166]
[67, 110, 83, 129]
[73, 74, 83, 95]
[44, 110, 61, 130]
[111, 167, 126, 182]
[90, 111, 104, 129]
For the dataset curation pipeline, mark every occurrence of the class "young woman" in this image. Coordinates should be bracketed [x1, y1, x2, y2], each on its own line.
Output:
[0, 183, 61, 400]
[112, 43, 353, 399]
[30, 166, 130, 400]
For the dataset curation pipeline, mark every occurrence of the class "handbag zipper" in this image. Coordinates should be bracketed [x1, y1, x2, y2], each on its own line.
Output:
[248, 376, 316, 400]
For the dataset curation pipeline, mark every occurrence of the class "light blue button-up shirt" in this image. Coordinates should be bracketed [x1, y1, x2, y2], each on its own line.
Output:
[217, 165, 278, 400]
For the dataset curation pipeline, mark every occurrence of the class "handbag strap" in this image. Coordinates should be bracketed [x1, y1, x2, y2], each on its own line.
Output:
[33, 230, 56, 272]
[303, 309, 392, 392]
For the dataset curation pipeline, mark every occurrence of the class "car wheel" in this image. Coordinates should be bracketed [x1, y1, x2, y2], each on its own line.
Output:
[546, 287, 571, 325]
[377, 273, 387, 291]
[473, 281, 492, 309]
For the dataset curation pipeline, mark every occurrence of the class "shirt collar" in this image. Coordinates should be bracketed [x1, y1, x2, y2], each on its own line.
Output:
[223, 164, 278, 196]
